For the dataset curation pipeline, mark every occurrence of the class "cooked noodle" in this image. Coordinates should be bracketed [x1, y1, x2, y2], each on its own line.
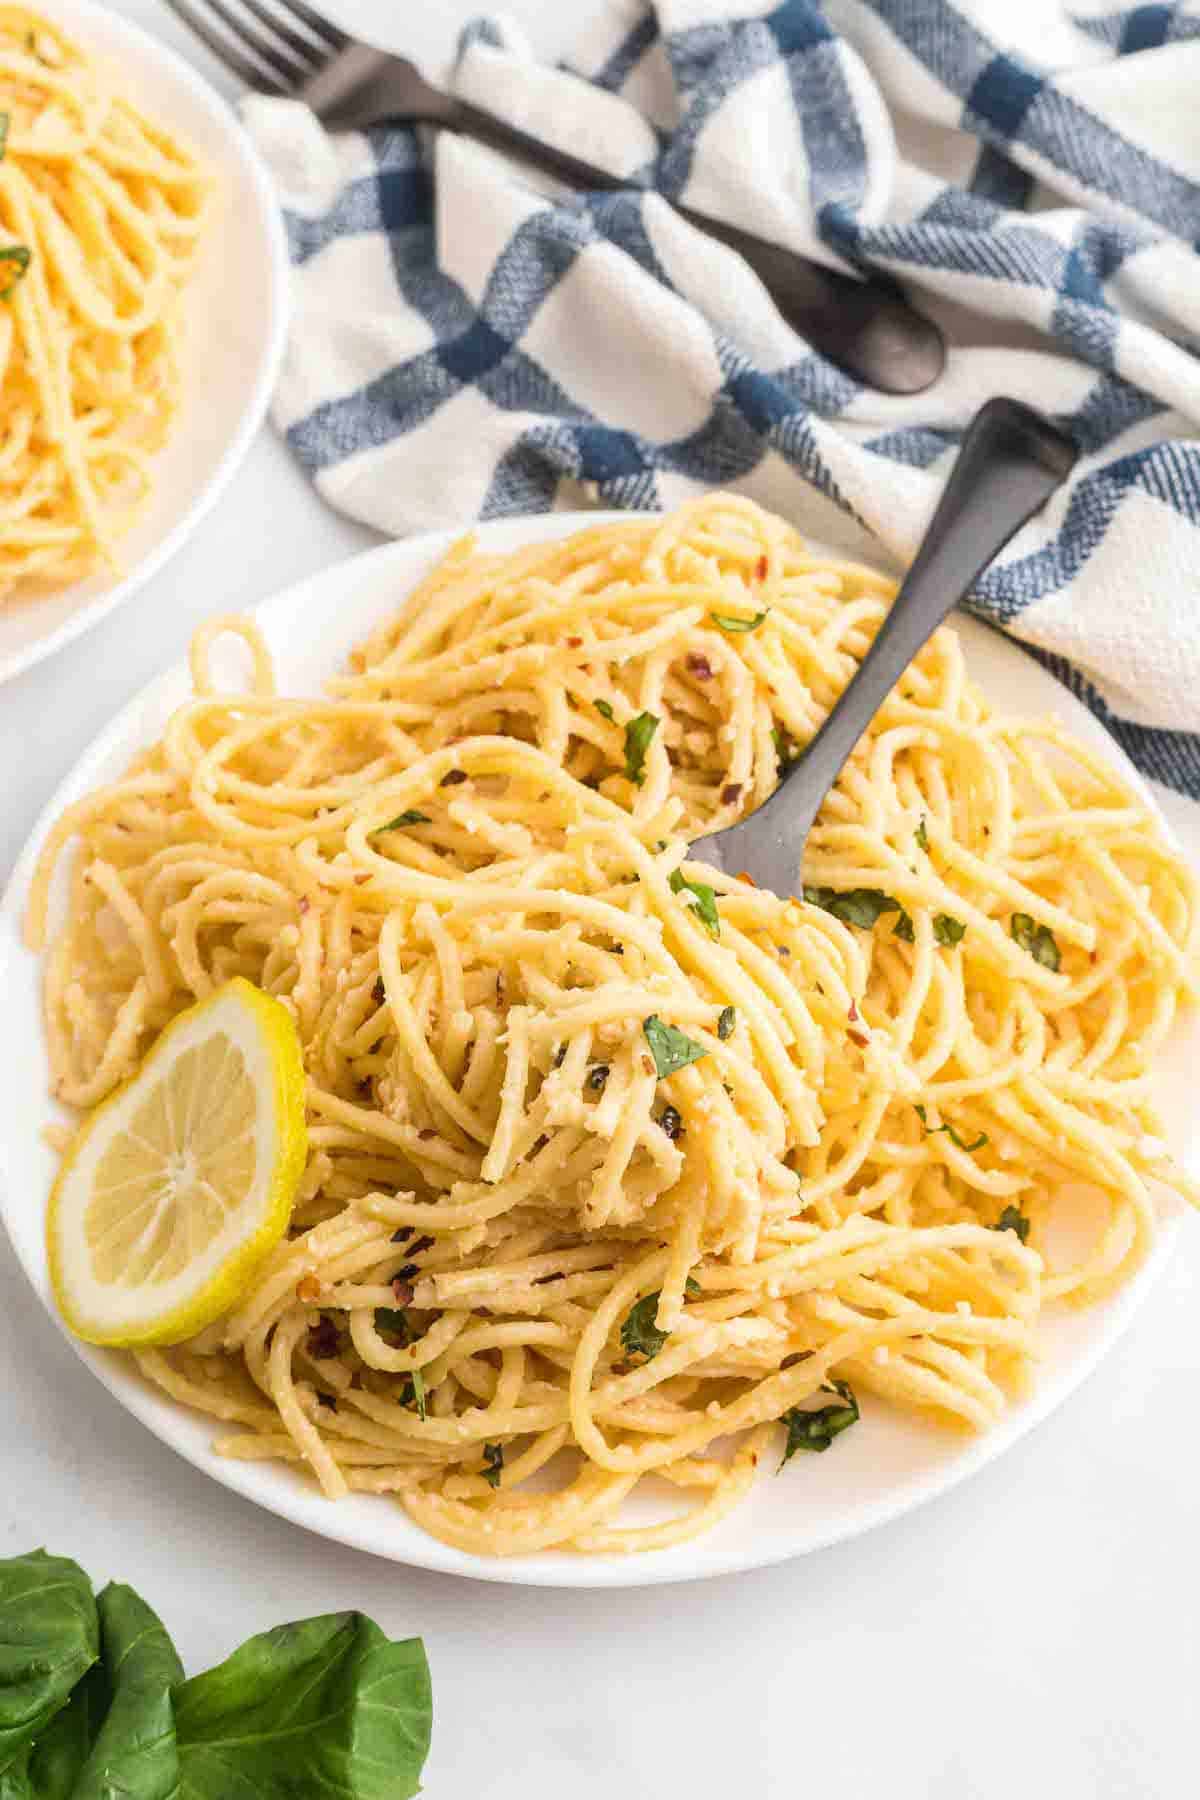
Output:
[0, 6, 208, 600]
[29, 493, 1200, 1556]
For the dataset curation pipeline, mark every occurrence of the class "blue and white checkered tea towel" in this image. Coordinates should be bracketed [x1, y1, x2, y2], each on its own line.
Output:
[243, 0, 1200, 806]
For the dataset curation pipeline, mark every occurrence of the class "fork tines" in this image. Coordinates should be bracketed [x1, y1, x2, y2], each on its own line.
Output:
[164, 0, 348, 94]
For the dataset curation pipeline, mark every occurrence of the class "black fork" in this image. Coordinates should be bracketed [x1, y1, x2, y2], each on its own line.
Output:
[162, 0, 948, 397]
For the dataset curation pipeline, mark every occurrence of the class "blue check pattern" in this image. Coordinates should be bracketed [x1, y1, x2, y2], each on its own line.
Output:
[247, 1, 1200, 802]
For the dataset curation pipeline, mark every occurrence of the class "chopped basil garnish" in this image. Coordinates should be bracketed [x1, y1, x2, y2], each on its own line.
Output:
[374, 1307, 411, 1341]
[771, 725, 798, 773]
[915, 816, 929, 851]
[0, 244, 30, 301]
[1010, 912, 1061, 971]
[481, 1443, 504, 1488]
[893, 909, 915, 943]
[717, 1005, 736, 1040]
[594, 698, 615, 722]
[668, 868, 720, 937]
[915, 1104, 988, 1153]
[619, 1292, 668, 1363]
[643, 1015, 707, 1079]
[401, 1369, 427, 1420]
[619, 1279, 701, 1364]
[933, 913, 966, 947]
[778, 1378, 859, 1468]
[710, 609, 769, 633]
[995, 1204, 1031, 1243]
[379, 809, 430, 830]
[624, 710, 658, 786]
[803, 886, 901, 930]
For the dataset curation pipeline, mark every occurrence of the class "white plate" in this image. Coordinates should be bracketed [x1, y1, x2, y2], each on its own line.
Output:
[0, 0, 288, 686]
[1, 512, 1195, 1588]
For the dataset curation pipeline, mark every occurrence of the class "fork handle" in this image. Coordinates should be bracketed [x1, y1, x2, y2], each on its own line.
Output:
[302, 49, 943, 396]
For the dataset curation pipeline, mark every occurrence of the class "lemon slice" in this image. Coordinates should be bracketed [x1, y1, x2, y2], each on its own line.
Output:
[48, 977, 307, 1347]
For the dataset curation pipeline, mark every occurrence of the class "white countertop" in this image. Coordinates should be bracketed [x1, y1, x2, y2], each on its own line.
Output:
[4, 5, 1199, 1795]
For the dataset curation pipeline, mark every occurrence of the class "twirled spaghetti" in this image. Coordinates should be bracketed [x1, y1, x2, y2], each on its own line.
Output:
[0, 6, 208, 599]
[29, 493, 1200, 1556]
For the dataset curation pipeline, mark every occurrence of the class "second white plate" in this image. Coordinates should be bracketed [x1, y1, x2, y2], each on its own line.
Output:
[0, 0, 289, 686]
[1, 511, 1195, 1587]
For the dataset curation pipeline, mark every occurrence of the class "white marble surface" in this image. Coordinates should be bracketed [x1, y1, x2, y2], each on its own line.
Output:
[3, 5, 1199, 1796]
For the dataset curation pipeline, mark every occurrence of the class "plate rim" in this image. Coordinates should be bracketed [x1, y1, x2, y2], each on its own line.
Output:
[0, 509, 1190, 1589]
[0, 0, 290, 687]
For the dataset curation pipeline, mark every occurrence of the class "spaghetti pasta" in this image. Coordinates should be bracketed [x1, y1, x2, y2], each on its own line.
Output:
[29, 493, 1200, 1556]
[0, 6, 207, 599]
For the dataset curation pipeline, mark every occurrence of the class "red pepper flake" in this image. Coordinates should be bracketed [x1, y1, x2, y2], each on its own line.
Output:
[306, 1316, 340, 1360]
[440, 768, 468, 787]
[296, 1274, 321, 1304]
[756, 554, 768, 580]
[298, 896, 310, 914]
[354, 872, 370, 885]
[373, 977, 386, 1005]
[686, 652, 713, 680]
[408, 1235, 436, 1258]
[391, 1226, 413, 1244]
[395, 1262, 418, 1282]
[567, 636, 583, 648]
[417, 1128, 436, 1141]
[737, 871, 757, 887]
[721, 783, 743, 805]
[847, 999, 870, 1046]
[392, 1278, 415, 1307]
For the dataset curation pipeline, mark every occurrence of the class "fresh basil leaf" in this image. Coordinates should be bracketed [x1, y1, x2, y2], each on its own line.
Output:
[717, 1005, 736, 1040]
[778, 1378, 860, 1468]
[69, 1584, 183, 1800]
[642, 1015, 707, 1079]
[481, 1444, 504, 1489]
[995, 1204, 1031, 1244]
[915, 1105, 988, 1153]
[175, 1614, 432, 1800]
[709, 609, 769, 633]
[23, 1664, 106, 1800]
[892, 909, 915, 942]
[0, 246, 29, 303]
[0, 1749, 32, 1798]
[802, 886, 901, 930]
[594, 698, 614, 722]
[379, 811, 429, 830]
[915, 817, 929, 851]
[0, 1552, 98, 1775]
[1010, 912, 1061, 971]
[933, 913, 966, 947]
[374, 1308, 411, 1341]
[668, 869, 720, 937]
[685, 1276, 702, 1297]
[623, 711, 658, 786]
